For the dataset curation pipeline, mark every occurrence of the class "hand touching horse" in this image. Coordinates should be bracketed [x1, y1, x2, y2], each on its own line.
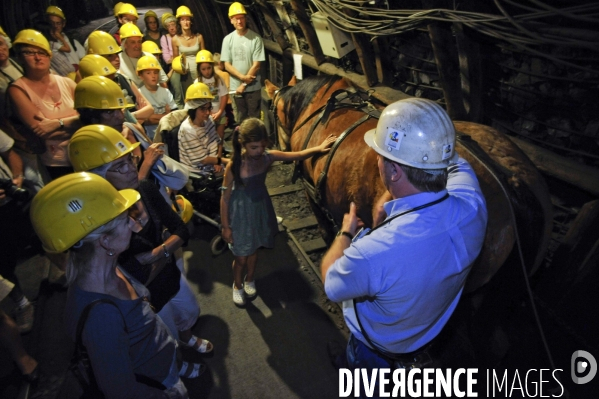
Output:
[266, 75, 552, 292]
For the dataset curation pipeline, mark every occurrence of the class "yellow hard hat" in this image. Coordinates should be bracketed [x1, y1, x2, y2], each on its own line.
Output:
[0, 26, 7, 38]
[75, 76, 127, 110]
[172, 195, 194, 223]
[228, 2, 247, 18]
[196, 50, 214, 64]
[87, 30, 121, 55]
[68, 124, 140, 172]
[141, 41, 162, 55]
[136, 55, 161, 72]
[171, 54, 187, 74]
[113, 2, 124, 16]
[119, 23, 142, 40]
[176, 6, 193, 18]
[30, 172, 140, 253]
[117, 3, 139, 18]
[161, 12, 176, 29]
[79, 54, 117, 78]
[185, 82, 214, 102]
[13, 29, 52, 57]
[46, 5, 66, 20]
[144, 10, 158, 22]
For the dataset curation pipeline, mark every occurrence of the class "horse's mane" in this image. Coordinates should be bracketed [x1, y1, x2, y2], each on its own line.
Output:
[280, 74, 343, 131]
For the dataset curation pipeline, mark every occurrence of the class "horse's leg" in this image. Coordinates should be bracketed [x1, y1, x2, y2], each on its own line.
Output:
[305, 194, 337, 245]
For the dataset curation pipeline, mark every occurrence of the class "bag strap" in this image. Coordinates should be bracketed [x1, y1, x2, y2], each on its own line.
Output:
[76, 299, 126, 350]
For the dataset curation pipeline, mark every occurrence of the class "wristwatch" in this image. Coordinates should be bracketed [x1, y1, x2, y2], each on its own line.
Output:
[336, 230, 353, 240]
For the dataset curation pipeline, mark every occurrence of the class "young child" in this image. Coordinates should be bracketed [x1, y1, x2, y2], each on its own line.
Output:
[220, 118, 336, 306]
[194, 50, 229, 151]
[137, 55, 177, 140]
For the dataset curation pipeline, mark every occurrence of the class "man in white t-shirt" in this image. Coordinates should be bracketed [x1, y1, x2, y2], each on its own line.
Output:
[220, 2, 265, 123]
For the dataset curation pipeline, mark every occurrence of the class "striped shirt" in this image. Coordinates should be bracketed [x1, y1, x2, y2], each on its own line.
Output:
[178, 117, 219, 173]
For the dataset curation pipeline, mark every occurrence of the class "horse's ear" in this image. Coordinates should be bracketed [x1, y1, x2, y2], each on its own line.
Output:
[288, 75, 297, 86]
[264, 79, 279, 99]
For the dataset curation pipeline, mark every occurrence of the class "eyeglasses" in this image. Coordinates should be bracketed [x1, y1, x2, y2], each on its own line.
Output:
[21, 50, 49, 58]
[49, 21, 65, 27]
[198, 104, 213, 112]
[107, 154, 136, 174]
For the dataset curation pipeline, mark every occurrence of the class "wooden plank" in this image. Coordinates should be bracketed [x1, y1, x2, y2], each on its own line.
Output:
[301, 237, 327, 253]
[284, 216, 318, 231]
[263, 39, 411, 105]
[508, 136, 599, 197]
[268, 184, 303, 196]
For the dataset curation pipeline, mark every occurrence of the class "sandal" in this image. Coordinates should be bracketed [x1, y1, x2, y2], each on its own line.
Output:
[179, 361, 206, 379]
[243, 275, 257, 297]
[232, 282, 246, 306]
[184, 335, 213, 354]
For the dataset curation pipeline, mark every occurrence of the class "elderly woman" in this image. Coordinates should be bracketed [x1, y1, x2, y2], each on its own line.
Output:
[30, 172, 196, 397]
[68, 125, 213, 356]
[7, 29, 80, 180]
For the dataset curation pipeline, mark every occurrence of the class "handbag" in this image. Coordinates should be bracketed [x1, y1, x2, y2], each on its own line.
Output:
[125, 122, 190, 190]
[61, 299, 119, 399]
[60, 298, 166, 398]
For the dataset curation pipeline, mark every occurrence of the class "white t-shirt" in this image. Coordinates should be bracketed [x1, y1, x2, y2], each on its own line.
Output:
[193, 75, 228, 114]
[119, 51, 169, 88]
[139, 85, 178, 139]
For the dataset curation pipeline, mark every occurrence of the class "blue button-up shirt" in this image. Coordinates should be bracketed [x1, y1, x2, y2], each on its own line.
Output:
[325, 158, 487, 353]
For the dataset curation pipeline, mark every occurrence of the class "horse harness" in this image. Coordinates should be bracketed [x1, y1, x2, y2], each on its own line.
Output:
[273, 86, 381, 228]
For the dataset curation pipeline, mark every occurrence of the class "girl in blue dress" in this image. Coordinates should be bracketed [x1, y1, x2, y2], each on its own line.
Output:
[220, 118, 336, 306]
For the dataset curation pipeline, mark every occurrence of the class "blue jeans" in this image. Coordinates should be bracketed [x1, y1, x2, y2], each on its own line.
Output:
[346, 334, 393, 399]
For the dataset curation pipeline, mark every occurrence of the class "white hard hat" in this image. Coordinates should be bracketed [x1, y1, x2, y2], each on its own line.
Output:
[364, 98, 457, 172]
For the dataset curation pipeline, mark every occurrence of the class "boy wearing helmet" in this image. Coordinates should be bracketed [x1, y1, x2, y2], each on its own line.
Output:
[220, 2, 265, 123]
[137, 55, 177, 140]
[321, 99, 487, 381]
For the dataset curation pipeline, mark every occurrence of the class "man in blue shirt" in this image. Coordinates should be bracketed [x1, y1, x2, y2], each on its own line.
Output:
[321, 99, 488, 380]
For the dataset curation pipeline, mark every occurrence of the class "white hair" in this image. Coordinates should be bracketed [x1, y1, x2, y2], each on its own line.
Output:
[0, 34, 10, 49]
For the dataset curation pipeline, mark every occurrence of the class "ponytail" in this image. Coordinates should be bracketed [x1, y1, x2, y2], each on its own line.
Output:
[231, 127, 244, 187]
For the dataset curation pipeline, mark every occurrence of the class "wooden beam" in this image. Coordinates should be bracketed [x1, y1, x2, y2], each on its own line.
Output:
[342, 7, 378, 87]
[255, 0, 290, 52]
[289, 0, 325, 65]
[508, 136, 599, 197]
[454, 22, 483, 122]
[427, 20, 468, 119]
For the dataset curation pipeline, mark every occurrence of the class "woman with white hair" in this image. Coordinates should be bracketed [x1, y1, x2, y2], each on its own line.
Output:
[30, 172, 196, 398]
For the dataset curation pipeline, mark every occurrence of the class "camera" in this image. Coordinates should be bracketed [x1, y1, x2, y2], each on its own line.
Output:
[0, 178, 31, 202]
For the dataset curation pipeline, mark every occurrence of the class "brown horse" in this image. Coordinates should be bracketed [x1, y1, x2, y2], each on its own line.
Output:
[265, 75, 553, 292]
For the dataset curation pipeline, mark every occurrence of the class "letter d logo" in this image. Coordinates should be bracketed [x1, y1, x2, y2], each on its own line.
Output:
[571, 350, 597, 384]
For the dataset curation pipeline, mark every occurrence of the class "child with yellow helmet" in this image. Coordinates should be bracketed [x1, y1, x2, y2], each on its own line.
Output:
[194, 50, 229, 148]
[137, 55, 178, 140]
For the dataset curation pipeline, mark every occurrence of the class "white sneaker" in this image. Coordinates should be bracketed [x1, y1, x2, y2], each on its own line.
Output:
[232, 282, 246, 306]
[243, 275, 257, 297]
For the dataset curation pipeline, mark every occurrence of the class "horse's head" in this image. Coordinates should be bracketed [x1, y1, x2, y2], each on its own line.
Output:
[265, 75, 350, 151]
